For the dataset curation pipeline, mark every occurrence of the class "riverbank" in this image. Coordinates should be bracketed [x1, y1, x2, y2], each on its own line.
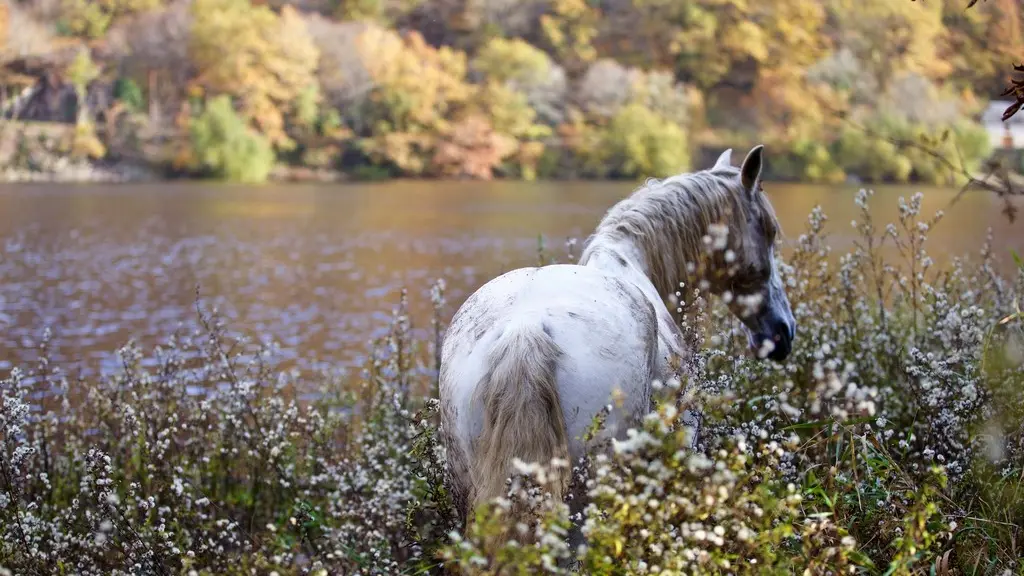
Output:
[0, 121, 353, 183]
[1, 158, 161, 183]
[0, 118, 1002, 186]
[0, 162, 352, 184]
[4, 156, 1014, 187]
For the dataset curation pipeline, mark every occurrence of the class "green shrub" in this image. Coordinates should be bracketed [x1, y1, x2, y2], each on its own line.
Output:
[768, 138, 845, 183]
[189, 95, 276, 183]
[834, 114, 991, 185]
[834, 117, 914, 183]
[605, 103, 689, 178]
[113, 77, 145, 113]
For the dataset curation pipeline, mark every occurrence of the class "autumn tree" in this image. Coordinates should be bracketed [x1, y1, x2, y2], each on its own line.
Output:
[343, 26, 553, 179]
[562, 59, 698, 179]
[829, 70, 990, 184]
[188, 0, 320, 149]
[58, 0, 163, 39]
[65, 46, 97, 124]
[351, 25, 472, 173]
[828, 0, 949, 93]
[332, 0, 422, 24]
[957, 0, 1024, 120]
[735, 1, 833, 149]
[471, 36, 568, 126]
[65, 47, 106, 158]
[608, 0, 833, 160]
[939, 0, 1019, 96]
[537, 0, 599, 78]
[622, 0, 765, 91]
[304, 15, 376, 140]
[106, 0, 192, 130]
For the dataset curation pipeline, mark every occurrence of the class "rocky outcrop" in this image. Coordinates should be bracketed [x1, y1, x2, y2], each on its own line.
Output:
[0, 120, 159, 182]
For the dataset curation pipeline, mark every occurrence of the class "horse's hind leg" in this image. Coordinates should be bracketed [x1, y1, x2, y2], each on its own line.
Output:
[440, 424, 474, 526]
[565, 468, 589, 566]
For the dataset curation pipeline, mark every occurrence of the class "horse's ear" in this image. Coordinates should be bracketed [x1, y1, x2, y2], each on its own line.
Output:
[713, 148, 733, 170]
[740, 144, 764, 194]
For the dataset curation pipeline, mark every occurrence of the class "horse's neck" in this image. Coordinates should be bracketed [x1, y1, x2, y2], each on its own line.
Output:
[581, 237, 668, 310]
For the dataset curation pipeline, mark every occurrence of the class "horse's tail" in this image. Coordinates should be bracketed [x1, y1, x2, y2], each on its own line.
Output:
[470, 316, 570, 540]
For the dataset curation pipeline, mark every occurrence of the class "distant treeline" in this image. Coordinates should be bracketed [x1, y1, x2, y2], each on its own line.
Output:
[0, 0, 1019, 183]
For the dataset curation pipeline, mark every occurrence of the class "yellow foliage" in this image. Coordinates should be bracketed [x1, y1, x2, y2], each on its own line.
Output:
[827, 0, 951, 84]
[365, 131, 434, 174]
[356, 27, 472, 134]
[539, 0, 598, 74]
[334, 0, 422, 24]
[69, 121, 107, 159]
[630, 0, 830, 102]
[515, 140, 546, 181]
[59, 0, 162, 39]
[750, 0, 837, 146]
[753, 68, 838, 146]
[65, 47, 101, 126]
[560, 107, 612, 176]
[633, 0, 832, 147]
[723, 20, 768, 63]
[354, 27, 546, 179]
[472, 37, 552, 86]
[353, 26, 472, 173]
[763, 0, 828, 68]
[475, 81, 551, 141]
[189, 0, 320, 149]
[66, 48, 100, 93]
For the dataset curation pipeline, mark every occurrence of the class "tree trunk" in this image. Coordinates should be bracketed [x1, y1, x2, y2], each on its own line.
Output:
[148, 69, 161, 126]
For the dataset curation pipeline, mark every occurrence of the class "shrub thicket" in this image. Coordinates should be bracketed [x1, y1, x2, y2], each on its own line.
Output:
[2, 192, 1023, 575]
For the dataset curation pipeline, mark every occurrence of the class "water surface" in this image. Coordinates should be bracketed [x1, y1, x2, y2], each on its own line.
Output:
[0, 180, 1019, 378]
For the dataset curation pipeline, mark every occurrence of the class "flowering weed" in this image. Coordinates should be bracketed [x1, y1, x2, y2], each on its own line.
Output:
[2, 192, 1023, 575]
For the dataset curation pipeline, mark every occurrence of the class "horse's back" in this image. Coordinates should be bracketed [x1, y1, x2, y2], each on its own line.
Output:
[439, 264, 659, 471]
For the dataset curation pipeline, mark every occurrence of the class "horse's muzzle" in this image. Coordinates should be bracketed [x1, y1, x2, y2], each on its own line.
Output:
[751, 316, 794, 362]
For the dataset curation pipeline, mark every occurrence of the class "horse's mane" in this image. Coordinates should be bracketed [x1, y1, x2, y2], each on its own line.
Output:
[579, 165, 781, 297]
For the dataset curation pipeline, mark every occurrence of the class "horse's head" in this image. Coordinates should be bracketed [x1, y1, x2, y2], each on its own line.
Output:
[582, 143, 797, 361]
[709, 145, 796, 362]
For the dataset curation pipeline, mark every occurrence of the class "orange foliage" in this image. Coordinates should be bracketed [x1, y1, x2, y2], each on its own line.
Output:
[431, 114, 516, 179]
[355, 26, 546, 178]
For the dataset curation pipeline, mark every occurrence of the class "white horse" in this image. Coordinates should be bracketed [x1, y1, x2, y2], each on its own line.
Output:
[438, 145, 796, 545]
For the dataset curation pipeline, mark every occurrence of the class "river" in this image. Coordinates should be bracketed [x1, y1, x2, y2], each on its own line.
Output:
[0, 179, 1020, 379]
